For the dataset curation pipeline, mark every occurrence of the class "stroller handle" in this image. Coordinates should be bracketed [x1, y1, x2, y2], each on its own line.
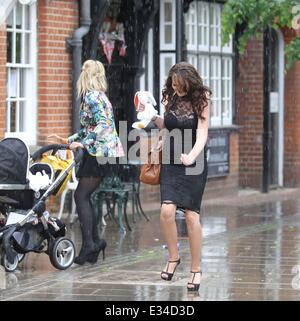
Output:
[31, 144, 84, 164]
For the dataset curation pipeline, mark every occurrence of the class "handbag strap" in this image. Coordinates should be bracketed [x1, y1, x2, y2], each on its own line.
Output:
[147, 150, 161, 164]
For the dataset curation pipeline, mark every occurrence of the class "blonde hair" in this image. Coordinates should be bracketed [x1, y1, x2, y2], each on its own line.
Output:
[77, 60, 107, 98]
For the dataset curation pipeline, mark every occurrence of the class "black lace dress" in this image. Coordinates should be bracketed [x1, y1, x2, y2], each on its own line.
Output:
[160, 95, 208, 214]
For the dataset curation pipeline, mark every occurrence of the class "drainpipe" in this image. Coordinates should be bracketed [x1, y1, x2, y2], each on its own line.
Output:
[262, 26, 271, 193]
[70, 0, 91, 132]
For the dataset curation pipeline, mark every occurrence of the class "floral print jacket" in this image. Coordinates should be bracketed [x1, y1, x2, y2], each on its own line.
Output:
[68, 91, 125, 157]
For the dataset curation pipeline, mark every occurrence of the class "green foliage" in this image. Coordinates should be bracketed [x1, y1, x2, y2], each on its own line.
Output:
[286, 36, 300, 70]
[221, 0, 300, 70]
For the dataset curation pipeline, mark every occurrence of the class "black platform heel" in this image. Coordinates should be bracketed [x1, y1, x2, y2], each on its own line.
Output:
[161, 258, 181, 281]
[87, 239, 107, 264]
[187, 270, 202, 292]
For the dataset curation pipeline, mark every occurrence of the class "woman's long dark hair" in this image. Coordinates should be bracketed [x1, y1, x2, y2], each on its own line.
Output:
[162, 62, 212, 120]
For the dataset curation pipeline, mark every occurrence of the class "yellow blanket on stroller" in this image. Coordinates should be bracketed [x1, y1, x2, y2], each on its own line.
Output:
[40, 153, 73, 196]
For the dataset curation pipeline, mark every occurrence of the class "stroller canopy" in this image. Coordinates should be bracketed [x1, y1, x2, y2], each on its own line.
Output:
[0, 138, 29, 185]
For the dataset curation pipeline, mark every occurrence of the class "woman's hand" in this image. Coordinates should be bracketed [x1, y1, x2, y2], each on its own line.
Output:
[180, 153, 195, 166]
[47, 134, 68, 144]
[69, 142, 84, 150]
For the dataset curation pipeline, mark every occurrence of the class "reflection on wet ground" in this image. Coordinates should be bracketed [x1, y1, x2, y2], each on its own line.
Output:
[1, 196, 300, 301]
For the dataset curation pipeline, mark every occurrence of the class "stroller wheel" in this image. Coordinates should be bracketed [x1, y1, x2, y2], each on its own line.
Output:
[1, 253, 19, 272]
[49, 237, 75, 270]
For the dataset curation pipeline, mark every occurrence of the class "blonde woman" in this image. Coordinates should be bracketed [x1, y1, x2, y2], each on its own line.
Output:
[49, 60, 124, 265]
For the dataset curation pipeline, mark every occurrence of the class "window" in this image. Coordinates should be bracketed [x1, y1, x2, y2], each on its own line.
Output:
[160, 0, 176, 51]
[159, 0, 176, 114]
[159, 53, 176, 114]
[184, 1, 233, 127]
[139, 28, 154, 94]
[6, 1, 37, 144]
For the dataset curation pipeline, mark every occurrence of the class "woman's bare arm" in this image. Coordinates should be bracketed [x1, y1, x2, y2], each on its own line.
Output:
[180, 104, 209, 166]
[190, 107, 209, 160]
[152, 115, 165, 130]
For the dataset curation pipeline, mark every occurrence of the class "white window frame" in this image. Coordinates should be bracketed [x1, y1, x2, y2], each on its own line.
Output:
[160, 0, 176, 51]
[5, 1, 37, 145]
[210, 3, 221, 53]
[221, 57, 232, 126]
[147, 28, 154, 95]
[139, 27, 154, 94]
[159, 53, 176, 115]
[184, 1, 233, 127]
[187, 54, 198, 70]
[210, 56, 222, 127]
[198, 55, 210, 87]
[185, 1, 198, 51]
[198, 1, 209, 52]
[139, 55, 146, 92]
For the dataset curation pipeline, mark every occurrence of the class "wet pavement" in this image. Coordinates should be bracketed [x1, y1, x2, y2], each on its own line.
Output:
[1, 189, 300, 301]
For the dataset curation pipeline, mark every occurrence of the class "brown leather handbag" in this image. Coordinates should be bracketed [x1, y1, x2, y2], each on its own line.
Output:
[139, 150, 162, 185]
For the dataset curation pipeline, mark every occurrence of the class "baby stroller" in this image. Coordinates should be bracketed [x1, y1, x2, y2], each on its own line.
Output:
[0, 138, 83, 272]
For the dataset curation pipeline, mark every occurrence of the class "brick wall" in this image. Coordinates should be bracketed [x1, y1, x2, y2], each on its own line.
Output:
[0, 25, 6, 138]
[235, 36, 264, 188]
[37, 0, 78, 144]
[283, 28, 300, 187]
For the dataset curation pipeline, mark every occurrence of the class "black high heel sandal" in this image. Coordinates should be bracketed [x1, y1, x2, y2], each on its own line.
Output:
[187, 270, 202, 292]
[74, 245, 98, 265]
[87, 239, 107, 264]
[161, 258, 181, 281]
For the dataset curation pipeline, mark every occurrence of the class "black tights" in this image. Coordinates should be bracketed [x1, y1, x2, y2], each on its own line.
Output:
[74, 177, 101, 250]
